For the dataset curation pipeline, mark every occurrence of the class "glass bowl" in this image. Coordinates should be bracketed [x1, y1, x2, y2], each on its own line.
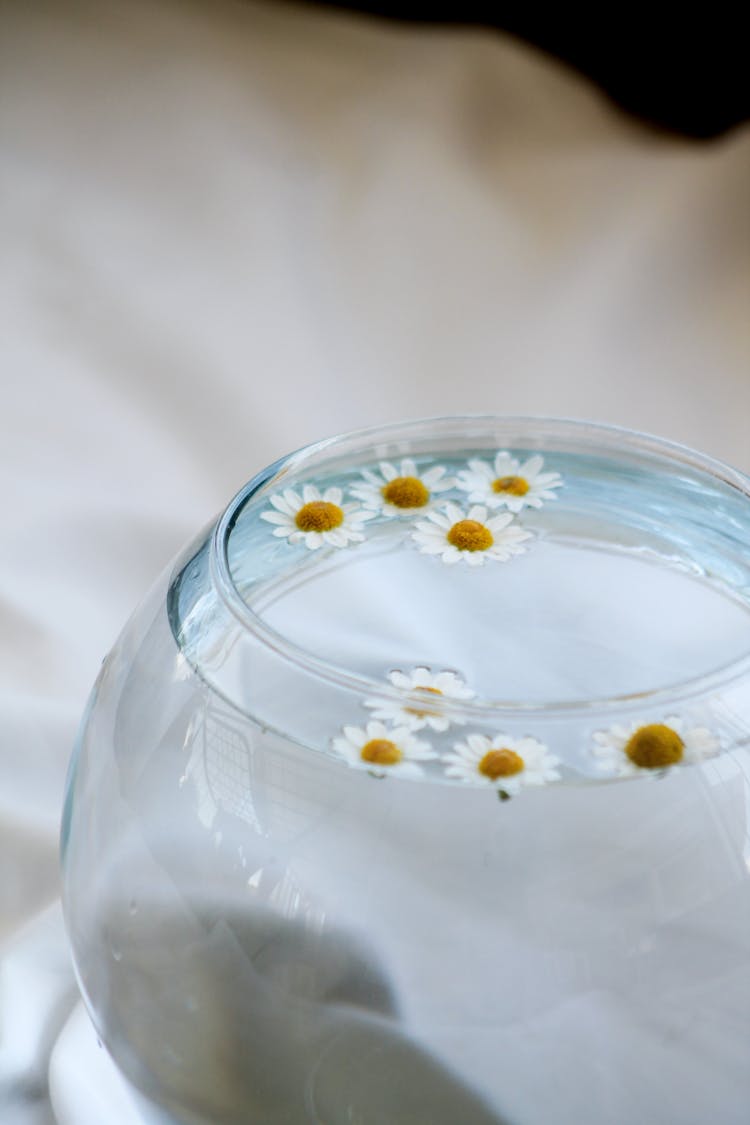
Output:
[61, 416, 750, 1125]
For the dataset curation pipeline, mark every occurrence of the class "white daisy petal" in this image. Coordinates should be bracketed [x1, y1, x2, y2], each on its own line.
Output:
[427, 510, 452, 530]
[364, 667, 475, 731]
[444, 732, 559, 792]
[350, 490, 378, 510]
[462, 458, 487, 476]
[520, 454, 545, 478]
[269, 493, 295, 514]
[435, 673, 475, 700]
[485, 512, 515, 532]
[493, 452, 520, 476]
[467, 733, 489, 754]
[458, 451, 563, 511]
[413, 502, 531, 566]
[443, 502, 465, 523]
[261, 483, 372, 552]
[421, 465, 451, 488]
[388, 671, 412, 690]
[590, 717, 720, 777]
[283, 489, 303, 510]
[350, 457, 456, 516]
[331, 719, 437, 777]
[359, 468, 381, 486]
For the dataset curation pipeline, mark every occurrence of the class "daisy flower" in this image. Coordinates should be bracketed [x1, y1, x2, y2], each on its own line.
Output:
[351, 458, 455, 516]
[457, 452, 562, 513]
[443, 732, 561, 795]
[412, 502, 532, 566]
[260, 484, 375, 551]
[591, 716, 720, 778]
[331, 720, 437, 778]
[363, 667, 476, 732]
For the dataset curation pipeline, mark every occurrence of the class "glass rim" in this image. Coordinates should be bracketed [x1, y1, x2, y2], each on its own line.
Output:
[210, 414, 750, 720]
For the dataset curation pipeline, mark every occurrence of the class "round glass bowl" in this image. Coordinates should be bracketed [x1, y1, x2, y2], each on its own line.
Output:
[61, 417, 750, 1125]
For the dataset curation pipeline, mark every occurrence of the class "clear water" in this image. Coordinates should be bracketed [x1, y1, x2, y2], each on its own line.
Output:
[226, 449, 750, 706]
[73, 440, 750, 1125]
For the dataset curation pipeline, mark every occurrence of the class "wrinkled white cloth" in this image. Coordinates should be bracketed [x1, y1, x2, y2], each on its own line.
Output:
[0, 0, 748, 1121]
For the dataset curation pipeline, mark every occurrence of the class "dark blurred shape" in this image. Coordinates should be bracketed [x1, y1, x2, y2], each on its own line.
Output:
[306, 2, 749, 138]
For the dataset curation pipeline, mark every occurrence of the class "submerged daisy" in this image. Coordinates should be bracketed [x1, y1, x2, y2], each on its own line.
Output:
[444, 733, 561, 795]
[457, 452, 562, 513]
[260, 484, 374, 550]
[332, 720, 437, 778]
[364, 667, 476, 732]
[351, 458, 455, 516]
[591, 717, 720, 778]
[412, 502, 532, 566]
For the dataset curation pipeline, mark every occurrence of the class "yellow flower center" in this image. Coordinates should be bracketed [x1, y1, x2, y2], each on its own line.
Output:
[295, 500, 344, 533]
[492, 475, 529, 497]
[360, 738, 402, 767]
[447, 519, 494, 552]
[405, 684, 442, 718]
[381, 476, 430, 509]
[624, 724, 684, 769]
[478, 748, 525, 779]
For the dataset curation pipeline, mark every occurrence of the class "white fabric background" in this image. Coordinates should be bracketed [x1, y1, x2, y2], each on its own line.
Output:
[0, 0, 748, 1121]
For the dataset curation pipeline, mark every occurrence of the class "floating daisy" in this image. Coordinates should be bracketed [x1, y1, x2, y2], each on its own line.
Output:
[260, 484, 374, 550]
[332, 720, 437, 778]
[412, 502, 532, 566]
[591, 717, 720, 778]
[364, 667, 476, 731]
[351, 458, 455, 516]
[457, 452, 562, 513]
[444, 732, 561, 795]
